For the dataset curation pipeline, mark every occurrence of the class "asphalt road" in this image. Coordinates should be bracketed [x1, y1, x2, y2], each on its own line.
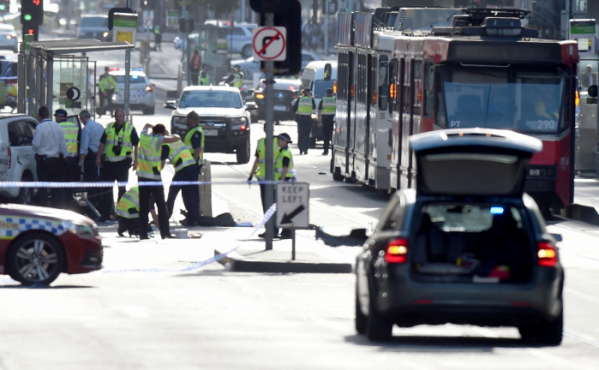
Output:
[1, 46, 598, 369]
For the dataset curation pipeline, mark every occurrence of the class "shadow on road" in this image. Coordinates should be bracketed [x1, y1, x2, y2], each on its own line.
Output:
[343, 334, 549, 352]
[0, 284, 95, 289]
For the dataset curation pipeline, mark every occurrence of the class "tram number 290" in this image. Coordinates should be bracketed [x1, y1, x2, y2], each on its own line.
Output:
[538, 120, 556, 130]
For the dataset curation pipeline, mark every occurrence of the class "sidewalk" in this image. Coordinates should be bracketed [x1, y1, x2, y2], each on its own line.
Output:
[567, 178, 599, 225]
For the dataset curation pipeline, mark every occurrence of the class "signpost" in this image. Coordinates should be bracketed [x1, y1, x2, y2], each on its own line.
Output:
[276, 182, 309, 260]
[111, 12, 137, 117]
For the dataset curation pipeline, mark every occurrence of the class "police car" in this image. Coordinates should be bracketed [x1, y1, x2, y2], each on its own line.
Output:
[0, 204, 102, 285]
[109, 69, 156, 115]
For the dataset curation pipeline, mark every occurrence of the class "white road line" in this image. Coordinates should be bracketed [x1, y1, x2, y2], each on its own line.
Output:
[565, 288, 599, 303]
[564, 330, 599, 349]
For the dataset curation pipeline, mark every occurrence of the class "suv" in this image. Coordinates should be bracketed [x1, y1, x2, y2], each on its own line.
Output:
[356, 129, 564, 345]
[205, 21, 256, 58]
[0, 115, 39, 204]
[249, 78, 300, 123]
[77, 15, 109, 40]
[165, 86, 258, 164]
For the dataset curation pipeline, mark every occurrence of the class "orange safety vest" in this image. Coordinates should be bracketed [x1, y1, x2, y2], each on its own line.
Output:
[192, 55, 201, 71]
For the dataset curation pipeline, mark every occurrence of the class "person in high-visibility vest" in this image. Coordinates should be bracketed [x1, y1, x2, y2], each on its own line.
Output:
[318, 88, 336, 155]
[274, 132, 295, 239]
[293, 88, 316, 155]
[248, 123, 279, 212]
[234, 65, 245, 87]
[55, 109, 80, 207]
[136, 123, 181, 240]
[198, 64, 210, 86]
[95, 108, 140, 222]
[224, 67, 237, 87]
[98, 67, 118, 117]
[184, 111, 204, 170]
[189, 49, 201, 86]
[116, 186, 160, 237]
[154, 24, 162, 51]
[163, 137, 200, 227]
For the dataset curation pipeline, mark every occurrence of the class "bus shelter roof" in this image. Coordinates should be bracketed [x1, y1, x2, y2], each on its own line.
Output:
[27, 39, 134, 58]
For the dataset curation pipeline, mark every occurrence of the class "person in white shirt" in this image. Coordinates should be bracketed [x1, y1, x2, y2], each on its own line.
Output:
[32, 106, 68, 209]
[78, 110, 104, 214]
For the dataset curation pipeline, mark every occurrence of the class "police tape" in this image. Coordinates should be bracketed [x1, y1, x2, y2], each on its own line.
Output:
[101, 202, 278, 274]
[0, 180, 280, 188]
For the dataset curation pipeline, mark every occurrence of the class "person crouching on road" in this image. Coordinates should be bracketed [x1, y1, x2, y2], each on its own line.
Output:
[318, 88, 336, 155]
[293, 88, 315, 155]
[116, 186, 161, 237]
[137, 124, 180, 240]
[275, 133, 295, 239]
[248, 123, 279, 212]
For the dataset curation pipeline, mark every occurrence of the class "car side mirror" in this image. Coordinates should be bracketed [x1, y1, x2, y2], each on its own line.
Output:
[245, 102, 258, 110]
[164, 100, 176, 109]
[550, 233, 563, 242]
[588, 85, 598, 98]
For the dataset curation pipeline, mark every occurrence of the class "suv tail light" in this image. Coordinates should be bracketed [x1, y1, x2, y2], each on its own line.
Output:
[385, 238, 408, 263]
[7, 147, 11, 169]
[537, 242, 557, 267]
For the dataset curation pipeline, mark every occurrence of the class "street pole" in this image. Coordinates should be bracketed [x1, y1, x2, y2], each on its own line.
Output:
[324, 0, 329, 56]
[124, 0, 132, 117]
[264, 12, 275, 251]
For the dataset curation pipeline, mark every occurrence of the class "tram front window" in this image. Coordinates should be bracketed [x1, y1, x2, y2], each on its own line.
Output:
[437, 66, 566, 133]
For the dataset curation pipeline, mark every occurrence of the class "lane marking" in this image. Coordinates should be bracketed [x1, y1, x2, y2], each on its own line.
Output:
[565, 288, 599, 304]
[564, 330, 599, 349]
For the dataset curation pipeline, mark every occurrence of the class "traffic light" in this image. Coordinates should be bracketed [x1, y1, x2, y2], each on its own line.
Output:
[20, 0, 44, 26]
[22, 25, 39, 41]
[0, 0, 10, 12]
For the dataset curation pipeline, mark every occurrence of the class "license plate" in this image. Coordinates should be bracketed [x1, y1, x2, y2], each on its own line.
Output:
[204, 129, 218, 136]
[274, 105, 287, 111]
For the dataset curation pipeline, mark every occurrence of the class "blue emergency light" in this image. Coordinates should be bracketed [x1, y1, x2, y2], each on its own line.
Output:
[490, 207, 504, 215]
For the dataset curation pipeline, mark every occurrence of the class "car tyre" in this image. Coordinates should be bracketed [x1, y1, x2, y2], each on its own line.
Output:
[15, 174, 34, 205]
[236, 139, 251, 164]
[7, 232, 65, 286]
[365, 294, 393, 341]
[518, 308, 563, 345]
[242, 44, 253, 58]
[355, 288, 367, 335]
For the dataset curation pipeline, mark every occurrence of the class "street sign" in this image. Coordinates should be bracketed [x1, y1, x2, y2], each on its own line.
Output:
[112, 12, 138, 43]
[259, 0, 301, 76]
[276, 182, 309, 229]
[252, 26, 286, 61]
[143, 10, 154, 29]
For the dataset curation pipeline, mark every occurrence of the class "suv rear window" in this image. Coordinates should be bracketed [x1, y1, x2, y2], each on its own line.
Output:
[421, 204, 522, 233]
[81, 17, 108, 28]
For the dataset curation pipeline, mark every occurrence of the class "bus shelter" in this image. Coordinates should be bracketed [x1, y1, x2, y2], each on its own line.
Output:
[17, 39, 134, 118]
[188, 25, 229, 84]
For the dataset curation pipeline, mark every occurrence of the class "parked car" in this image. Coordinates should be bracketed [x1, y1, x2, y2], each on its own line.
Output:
[205, 21, 256, 58]
[0, 204, 102, 285]
[166, 86, 258, 164]
[232, 52, 323, 80]
[249, 78, 300, 123]
[77, 15, 109, 40]
[103, 69, 156, 115]
[355, 128, 564, 345]
[0, 24, 18, 53]
[0, 114, 39, 205]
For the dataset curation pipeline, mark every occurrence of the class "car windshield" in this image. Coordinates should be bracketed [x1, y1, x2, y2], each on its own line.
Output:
[437, 65, 567, 133]
[179, 90, 243, 108]
[112, 75, 147, 84]
[81, 17, 108, 28]
[314, 80, 335, 98]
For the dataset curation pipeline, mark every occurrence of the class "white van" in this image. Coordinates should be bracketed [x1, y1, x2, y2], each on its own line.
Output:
[300, 61, 338, 109]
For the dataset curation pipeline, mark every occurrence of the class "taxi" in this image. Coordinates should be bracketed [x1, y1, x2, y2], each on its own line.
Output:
[0, 204, 102, 285]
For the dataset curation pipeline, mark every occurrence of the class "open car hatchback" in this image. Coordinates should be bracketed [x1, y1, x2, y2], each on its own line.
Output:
[355, 128, 564, 345]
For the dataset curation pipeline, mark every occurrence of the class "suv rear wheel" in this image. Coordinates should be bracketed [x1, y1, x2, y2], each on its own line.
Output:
[236, 139, 251, 164]
[518, 308, 563, 345]
[365, 292, 393, 341]
[355, 288, 367, 335]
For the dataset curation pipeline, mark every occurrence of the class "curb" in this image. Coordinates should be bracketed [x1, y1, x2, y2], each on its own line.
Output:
[214, 249, 353, 274]
[564, 203, 599, 226]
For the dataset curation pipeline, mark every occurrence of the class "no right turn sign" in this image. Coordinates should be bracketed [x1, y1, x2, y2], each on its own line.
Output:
[252, 26, 287, 61]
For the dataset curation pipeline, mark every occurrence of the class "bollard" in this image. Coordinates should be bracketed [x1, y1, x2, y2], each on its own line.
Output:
[199, 160, 212, 217]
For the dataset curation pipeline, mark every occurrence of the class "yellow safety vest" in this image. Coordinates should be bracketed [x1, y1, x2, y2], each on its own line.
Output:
[322, 96, 336, 115]
[297, 96, 313, 115]
[116, 186, 140, 219]
[274, 147, 295, 181]
[98, 74, 118, 92]
[59, 121, 79, 156]
[233, 72, 243, 88]
[164, 140, 195, 172]
[137, 133, 163, 180]
[198, 70, 210, 86]
[104, 122, 134, 162]
[184, 125, 205, 166]
[256, 137, 279, 180]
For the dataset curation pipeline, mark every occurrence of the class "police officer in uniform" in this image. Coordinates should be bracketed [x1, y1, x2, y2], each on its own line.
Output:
[55, 109, 79, 207]
[98, 67, 118, 117]
[274, 133, 295, 239]
[137, 124, 180, 240]
[96, 108, 140, 221]
[154, 24, 162, 51]
[116, 186, 160, 237]
[234, 65, 245, 86]
[248, 123, 279, 212]
[224, 67, 238, 87]
[318, 88, 336, 155]
[198, 64, 210, 86]
[293, 88, 315, 155]
[163, 134, 200, 227]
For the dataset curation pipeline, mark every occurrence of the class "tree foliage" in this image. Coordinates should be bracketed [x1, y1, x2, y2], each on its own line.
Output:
[191, 0, 240, 15]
